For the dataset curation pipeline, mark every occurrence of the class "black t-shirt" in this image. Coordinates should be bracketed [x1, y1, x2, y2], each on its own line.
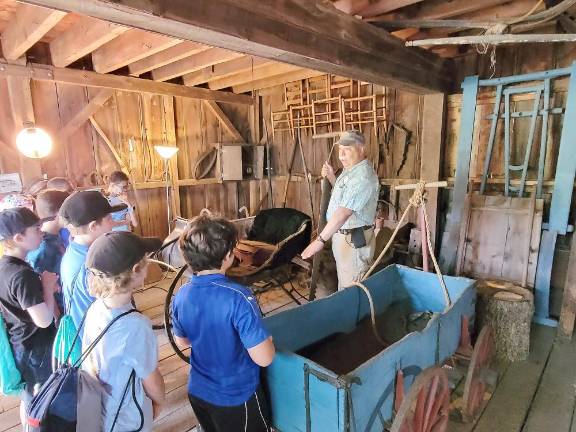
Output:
[0, 255, 55, 349]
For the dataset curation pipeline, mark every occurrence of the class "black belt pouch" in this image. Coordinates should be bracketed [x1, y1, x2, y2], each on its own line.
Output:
[350, 227, 367, 248]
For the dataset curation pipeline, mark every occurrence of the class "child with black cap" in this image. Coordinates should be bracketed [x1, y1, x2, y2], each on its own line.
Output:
[83, 231, 166, 431]
[0, 207, 59, 424]
[172, 214, 275, 432]
[59, 190, 125, 331]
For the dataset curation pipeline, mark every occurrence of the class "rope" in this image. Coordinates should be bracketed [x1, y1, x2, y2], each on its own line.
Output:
[351, 181, 452, 346]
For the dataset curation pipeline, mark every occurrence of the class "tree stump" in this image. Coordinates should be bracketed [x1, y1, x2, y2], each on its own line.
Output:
[476, 280, 534, 363]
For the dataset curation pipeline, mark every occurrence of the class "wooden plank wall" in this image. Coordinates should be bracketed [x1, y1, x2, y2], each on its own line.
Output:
[445, 42, 576, 316]
[258, 82, 426, 227]
[0, 79, 253, 240]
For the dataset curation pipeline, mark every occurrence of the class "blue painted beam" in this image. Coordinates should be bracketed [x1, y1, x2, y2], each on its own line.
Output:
[479, 67, 571, 87]
[439, 75, 479, 273]
[549, 62, 576, 235]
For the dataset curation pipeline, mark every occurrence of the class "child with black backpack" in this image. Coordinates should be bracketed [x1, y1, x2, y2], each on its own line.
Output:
[0, 207, 58, 425]
[82, 231, 166, 431]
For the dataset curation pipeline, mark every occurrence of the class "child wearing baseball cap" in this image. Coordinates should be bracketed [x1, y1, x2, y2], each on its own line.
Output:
[59, 191, 126, 331]
[83, 231, 165, 431]
[0, 207, 59, 424]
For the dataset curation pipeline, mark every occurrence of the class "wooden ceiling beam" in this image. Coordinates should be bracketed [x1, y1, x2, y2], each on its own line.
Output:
[183, 57, 270, 87]
[1, 4, 66, 61]
[359, 0, 425, 18]
[92, 29, 181, 74]
[0, 61, 253, 105]
[208, 63, 300, 90]
[50, 16, 129, 67]
[128, 41, 209, 76]
[151, 47, 244, 82]
[332, 0, 369, 15]
[232, 69, 325, 93]
[19, 0, 450, 93]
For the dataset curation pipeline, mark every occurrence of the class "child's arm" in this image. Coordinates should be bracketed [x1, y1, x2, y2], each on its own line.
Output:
[142, 367, 166, 418]
[128, 206, 138, 228]
[27, 271, 57, 327]
[247, 336, 275, 367]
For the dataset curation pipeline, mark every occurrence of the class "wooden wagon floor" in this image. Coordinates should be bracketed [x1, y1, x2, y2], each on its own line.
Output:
[449, 324, 576, 432]
[0, 270, 322, 432]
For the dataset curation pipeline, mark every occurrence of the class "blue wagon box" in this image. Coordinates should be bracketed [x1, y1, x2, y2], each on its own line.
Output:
[263, 264, 476, 432]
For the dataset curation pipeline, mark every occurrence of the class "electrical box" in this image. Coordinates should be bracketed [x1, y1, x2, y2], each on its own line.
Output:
[215, 143, 265, 181]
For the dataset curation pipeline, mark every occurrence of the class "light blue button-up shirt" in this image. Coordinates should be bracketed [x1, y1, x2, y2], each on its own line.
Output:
[326, 159, 380, 229]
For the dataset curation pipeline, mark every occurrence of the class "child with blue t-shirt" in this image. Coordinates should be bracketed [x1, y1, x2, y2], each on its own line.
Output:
[172, 215, 275, 432]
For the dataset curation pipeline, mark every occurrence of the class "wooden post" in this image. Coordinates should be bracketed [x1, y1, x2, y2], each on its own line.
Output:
[559, 231, 576, 339]
[420, 93, 445, 250]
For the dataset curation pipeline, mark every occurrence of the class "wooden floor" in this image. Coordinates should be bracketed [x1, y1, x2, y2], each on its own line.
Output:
[448, 324, 576, 432]
[1, 275, 575, 431]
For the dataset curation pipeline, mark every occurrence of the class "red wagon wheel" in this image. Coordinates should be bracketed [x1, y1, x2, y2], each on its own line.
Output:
[462, 325, 495, 421]
[390, 367, 450, 432]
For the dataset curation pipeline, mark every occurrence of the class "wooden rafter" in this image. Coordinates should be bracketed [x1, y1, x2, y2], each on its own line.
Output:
[359, 0, 425, 17]
[50, 16, 129, 67]
[208, 63, 301, 90]
[203, 101, 245, 142]
[1, 4, 65, 61]
[92, 28, 181, 74]
[151, 47, 244, 82]
[182, 57, 270, 87]
[233, 70, 326, 93]
[0, 62, 253, 105]
[20, 0, 450, 93]
[58, 90, 114, 142]
[128, 41, 209, 76]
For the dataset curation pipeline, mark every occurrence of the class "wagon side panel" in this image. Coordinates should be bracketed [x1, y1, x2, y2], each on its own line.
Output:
[266, 352, 344, 432]
[350, 320, 440, 432]
[438, 285, 476, 361]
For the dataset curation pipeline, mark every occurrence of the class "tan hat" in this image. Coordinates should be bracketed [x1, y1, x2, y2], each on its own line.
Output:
[336, 130, 365, 146]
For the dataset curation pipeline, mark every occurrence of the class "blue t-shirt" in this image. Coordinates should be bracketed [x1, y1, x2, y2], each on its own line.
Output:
[27, 233, 65, 276]
[107, 195, 130, 232]
[171, 273, 270, 407]
[59, 228, 71, 249]
[60, 241, 94, 331]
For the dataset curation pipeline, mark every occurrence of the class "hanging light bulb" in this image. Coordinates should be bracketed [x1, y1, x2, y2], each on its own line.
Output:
[154, 145, 179, 160]
[16, 122, 52, 159]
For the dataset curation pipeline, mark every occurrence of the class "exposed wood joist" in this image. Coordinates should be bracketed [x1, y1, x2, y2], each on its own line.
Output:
[1, 4, 66, 61]
[182, 57, 270, 87]
[208, 63, 301, 90]
[360, 0, 425, 17]
[92, 28, 181, 74]
[233, 69, 325, 93]
[203, 101, 245, 142]
[58, 89, 114, 142]
[367, 0, 512, 22]
[50, 16, 129, 67]
[151, 47, 244, 82]
[0, 62, 253, 105]
[20, 0, 450, 93]
[332, 0, 369, 15]
[128, 41, 209, 76]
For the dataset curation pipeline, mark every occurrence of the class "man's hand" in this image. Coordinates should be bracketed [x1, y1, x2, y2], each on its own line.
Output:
[152, 402, 163, 420]
[301, 239, 325, 260]
[321, 162, 336, 185]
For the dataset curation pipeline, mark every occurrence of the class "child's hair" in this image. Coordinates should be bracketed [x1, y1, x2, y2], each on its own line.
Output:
[66, 215, 108, 236]
[35, 189, 70, 219]
[47, 177, 75, 193]
[109, 171, 129, 184]
[0, 238, 18, 250]
[179, 214, 238, 272]
[88, 258, 145, 298]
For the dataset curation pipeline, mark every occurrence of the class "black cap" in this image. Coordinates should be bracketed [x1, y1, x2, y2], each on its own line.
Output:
[59, 190, 127, 227]
[86, 231, 162, 276]
[0, 207, 45, 241]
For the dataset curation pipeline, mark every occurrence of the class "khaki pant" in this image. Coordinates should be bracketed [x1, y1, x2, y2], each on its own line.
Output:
[332, 228, 375, 290]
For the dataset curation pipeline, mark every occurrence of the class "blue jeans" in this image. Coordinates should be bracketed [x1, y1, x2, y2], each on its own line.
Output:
[13, 340, 53, 403]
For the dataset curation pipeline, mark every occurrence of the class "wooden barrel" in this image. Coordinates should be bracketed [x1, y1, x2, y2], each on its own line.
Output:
[476, 280, 534, 363]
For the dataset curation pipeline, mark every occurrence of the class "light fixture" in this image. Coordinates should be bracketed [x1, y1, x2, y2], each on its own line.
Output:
[154, 145, 179, 234]
[16, 122, 52, 159]
[154, 145, 179, 160]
